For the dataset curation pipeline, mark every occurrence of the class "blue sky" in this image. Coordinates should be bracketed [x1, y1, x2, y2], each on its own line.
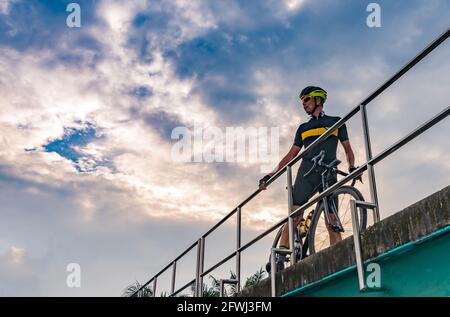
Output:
[0, 0, 449, 296]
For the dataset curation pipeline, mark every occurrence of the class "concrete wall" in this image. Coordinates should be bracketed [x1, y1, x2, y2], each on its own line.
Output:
[288, 229, 450, 296]
[236, 185, 450, 297]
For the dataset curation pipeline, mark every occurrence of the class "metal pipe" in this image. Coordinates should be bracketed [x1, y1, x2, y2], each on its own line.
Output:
[202, 252, 236, 277]
[199, 237, 205, 297]
[194, 239, 201, 297]
[131, 240, 198, 297]
[351, 200, 366, 290]
[370, 106, 450, 166]
[353, 200, 377, 209]
[174, 241, 199, 263]
[171, 261, 177, 295]
[132, 278, 152, 297]
[270, 248, 291, 297]
[171, 279, 195, 297]
[152, 277, 157, 298]
[220, 280, 225, 297]
[286, 166, 296, 265]
[360, 28, 450, 107]
[366, 165, 380, 223]
[236, 207, 242, 293]
[219, 279, 238, 297]
[270, 249, 276, 297]
[360, 104, 381, 223]
[203, 208, 237, 238]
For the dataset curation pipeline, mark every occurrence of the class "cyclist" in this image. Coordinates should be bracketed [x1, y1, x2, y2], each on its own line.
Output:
[259, 86, 360, 270]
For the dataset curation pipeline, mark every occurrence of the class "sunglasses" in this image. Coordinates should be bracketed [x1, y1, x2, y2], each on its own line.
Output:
[301, 96, 312, 104]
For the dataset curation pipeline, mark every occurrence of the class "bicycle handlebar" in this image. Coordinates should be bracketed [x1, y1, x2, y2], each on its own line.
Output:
[303, 150, 359, 187]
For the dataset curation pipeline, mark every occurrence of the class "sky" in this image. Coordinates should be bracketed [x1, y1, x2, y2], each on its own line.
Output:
[0, 0, 449, 296]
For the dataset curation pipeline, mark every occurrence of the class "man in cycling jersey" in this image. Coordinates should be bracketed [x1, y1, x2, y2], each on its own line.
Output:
[259, 86, 360, 269]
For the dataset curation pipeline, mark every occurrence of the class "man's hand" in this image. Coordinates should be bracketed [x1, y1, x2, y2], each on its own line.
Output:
[349, 166, 363, 183]
[259, 174, 272, 190]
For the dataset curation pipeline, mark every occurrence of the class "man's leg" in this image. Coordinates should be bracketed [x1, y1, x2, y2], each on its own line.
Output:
[320, 175, 342, 245]
[325, 192, 342, 245]
[275, 205, 303, 272]
[275, 168, 316, 270]
[279, 206, 342, 249]
[326, 214, 342, 245]
[279, 204, 303, 249]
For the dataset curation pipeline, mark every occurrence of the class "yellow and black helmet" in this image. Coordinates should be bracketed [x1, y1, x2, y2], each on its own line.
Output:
[299, 86, 327, 104]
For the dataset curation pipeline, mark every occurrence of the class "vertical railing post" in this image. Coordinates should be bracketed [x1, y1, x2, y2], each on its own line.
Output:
[199, 237, 205, 297]
[270, 248, 277, 297]
[350, 200, 366, 290]
[219, 280, 225, 297]
[152, 277, 157, 298]
[360, 104, 381, 223]
[350, 199, 377, 291]
[220, 279, 238, 297]
[286, 166, 296, 265]
[171, 261, 177, 296]
[270, 247, 291, 297]
[194, 239, 201, 297]
[236, 207, 242, 293]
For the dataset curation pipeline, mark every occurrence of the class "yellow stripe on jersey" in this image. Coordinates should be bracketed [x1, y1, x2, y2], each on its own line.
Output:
[301, 127, 338, 141]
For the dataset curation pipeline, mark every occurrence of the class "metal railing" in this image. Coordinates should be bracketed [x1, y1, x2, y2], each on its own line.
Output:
[132, 27, 450, 298]
[351, 200, 378, 291]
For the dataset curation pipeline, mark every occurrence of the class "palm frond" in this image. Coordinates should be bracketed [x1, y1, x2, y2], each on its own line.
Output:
[122, 281, 153, 297]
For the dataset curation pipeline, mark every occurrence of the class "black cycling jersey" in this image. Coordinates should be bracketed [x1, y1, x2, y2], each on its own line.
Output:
[291, 111, 348, 207]
[294, 111, 348, 169]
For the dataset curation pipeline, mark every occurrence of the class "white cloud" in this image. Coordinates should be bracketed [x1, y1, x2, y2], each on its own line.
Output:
[2, 246, 26, 265]
[284, 0, 306, 11]
[0, 0, 246, 230]
[0, 245, 39, 296]
[0, 0, 19, 15]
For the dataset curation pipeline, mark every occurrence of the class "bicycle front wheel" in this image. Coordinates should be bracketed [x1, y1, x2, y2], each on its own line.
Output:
[308, 186, 366, 255]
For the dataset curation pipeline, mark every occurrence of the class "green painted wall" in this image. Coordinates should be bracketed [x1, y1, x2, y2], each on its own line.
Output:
[286, 229, 450, 297]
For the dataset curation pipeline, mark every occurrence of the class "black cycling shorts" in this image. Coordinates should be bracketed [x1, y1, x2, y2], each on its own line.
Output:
[292, 164, 337, 208]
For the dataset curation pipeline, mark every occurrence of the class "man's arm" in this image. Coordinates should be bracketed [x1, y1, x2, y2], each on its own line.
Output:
[341, 140, 355, 168]
[341, 139, 363, 183]
[259, 145, 301, 189]
[271, 145, 301, 175]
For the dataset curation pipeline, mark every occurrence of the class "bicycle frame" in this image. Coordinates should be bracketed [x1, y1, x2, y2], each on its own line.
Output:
[295, 152, 350, 260]
[296, 189, 342, 259]
[268, 150, 362, 265]
[320, 165, 345, 232]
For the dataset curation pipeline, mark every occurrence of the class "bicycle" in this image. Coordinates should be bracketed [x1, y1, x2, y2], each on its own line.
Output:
[266, 150, 367, 273]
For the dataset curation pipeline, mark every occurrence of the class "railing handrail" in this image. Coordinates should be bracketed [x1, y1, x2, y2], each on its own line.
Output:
[132, 27, 450, 297]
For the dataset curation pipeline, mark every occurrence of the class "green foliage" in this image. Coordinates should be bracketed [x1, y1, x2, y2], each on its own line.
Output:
[227, 267, 265, 296]
[244, 267, 265, 289]
[122, 281, 153, 297]
[123, 267, 266, 297]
